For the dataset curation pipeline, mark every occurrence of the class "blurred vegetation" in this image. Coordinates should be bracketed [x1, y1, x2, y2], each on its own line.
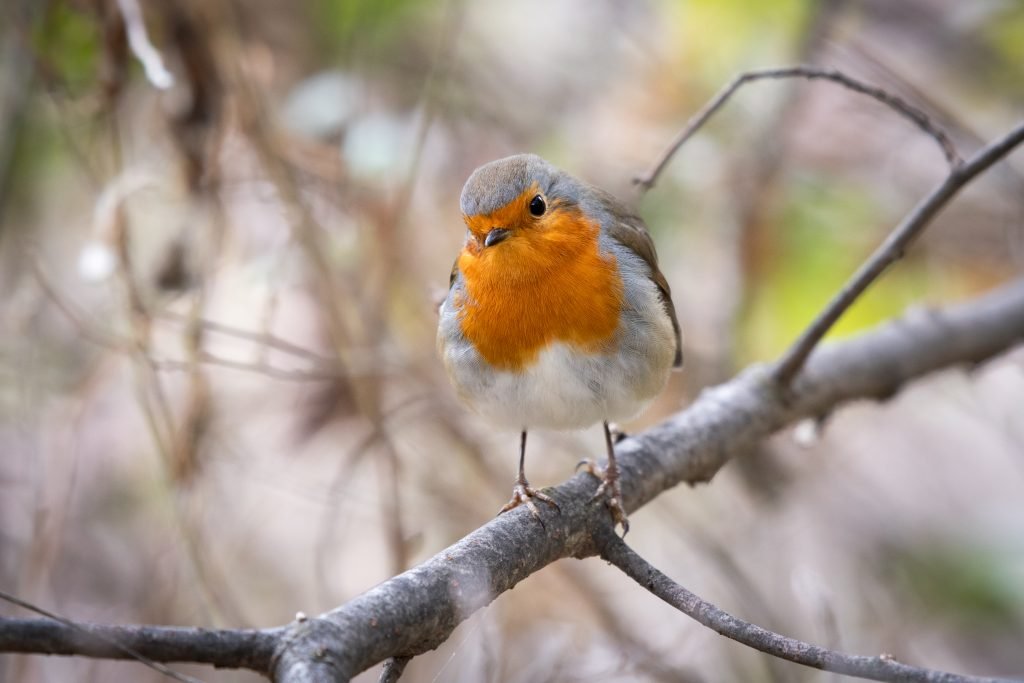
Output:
[1, 1, 1023, 682]
[885, 541, 1023, 630]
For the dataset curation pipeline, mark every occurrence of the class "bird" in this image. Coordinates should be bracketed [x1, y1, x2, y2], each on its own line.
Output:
[437, 154, 682, 532]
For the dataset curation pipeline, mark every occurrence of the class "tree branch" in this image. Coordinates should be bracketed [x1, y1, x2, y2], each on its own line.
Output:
[378, 656, 411, 683]
[634, 65, 961, 192]
[0, 617, 279, 673]
[266, 276, 1024, 682]
[597, 531, 1015, 683]
[3, 279, 1023, 680]
[773, 117, 1024, 384]
[5, 65, 1024, 682]
[631, 65, 1024, 387]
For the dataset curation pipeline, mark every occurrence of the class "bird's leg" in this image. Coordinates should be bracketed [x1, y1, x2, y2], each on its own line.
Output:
[499, 430, 559, 521]
[576, 421, 629, 534]
[607, 422, 629, 444]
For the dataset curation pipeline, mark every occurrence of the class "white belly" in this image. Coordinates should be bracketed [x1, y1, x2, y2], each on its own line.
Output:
[460, 342, 656, 430]
[437, 237, 678, 432]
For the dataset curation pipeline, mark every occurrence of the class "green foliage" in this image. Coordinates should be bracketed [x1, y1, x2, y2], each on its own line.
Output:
[669, 0, 814, 82]
[739, 175, 931, 361]
[888, 542, 1024, 629]
[309, 0, 437, 63]
[33, 2, 100, 93]
[6, 104, 69, 202]
[981, 6, 1024, 90]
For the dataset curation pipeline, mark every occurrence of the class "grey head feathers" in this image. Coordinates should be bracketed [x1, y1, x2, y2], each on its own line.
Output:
[456, 153, 683, 368]
[460, 154, 584, 217]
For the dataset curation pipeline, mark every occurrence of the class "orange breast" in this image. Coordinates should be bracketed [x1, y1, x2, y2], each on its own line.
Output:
[456, 208, 622, 372]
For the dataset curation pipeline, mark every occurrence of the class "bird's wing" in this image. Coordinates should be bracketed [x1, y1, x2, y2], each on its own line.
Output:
[599, 190, 683, 368]
[448, 255, 460, 289]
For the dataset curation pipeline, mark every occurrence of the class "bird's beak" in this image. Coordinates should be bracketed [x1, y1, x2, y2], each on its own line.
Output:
[484, 228, 510, 248]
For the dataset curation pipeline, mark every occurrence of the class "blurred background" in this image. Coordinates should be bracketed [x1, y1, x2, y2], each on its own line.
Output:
[1, 0, 1023, 681]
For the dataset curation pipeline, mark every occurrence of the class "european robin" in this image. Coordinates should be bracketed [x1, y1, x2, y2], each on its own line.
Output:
[437, 154, 682, 532]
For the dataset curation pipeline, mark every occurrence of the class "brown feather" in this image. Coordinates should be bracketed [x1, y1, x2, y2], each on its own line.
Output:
[595, 188, 683, 368]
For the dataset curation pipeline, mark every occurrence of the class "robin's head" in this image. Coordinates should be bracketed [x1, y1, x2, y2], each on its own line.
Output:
[458, 154, 596, 266]
[453, 154, 624, 369]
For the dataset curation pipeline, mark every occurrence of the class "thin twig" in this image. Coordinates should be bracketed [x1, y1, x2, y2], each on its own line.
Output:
[596, 533, 1014, 683]
[313, 393, 432, 605]
[116, 0, 173, 89]
[153, 353, 347, 382]
[158, 311, 339, 366]
[634, 65, 960, 192]
[773, 118, 1024, 384]
[378, 656, 411, 683]
[30, 257, 130, 352]
[376, 431, 409, 575]
[30, 272, 353, 382]
[314, 428, 381, 606]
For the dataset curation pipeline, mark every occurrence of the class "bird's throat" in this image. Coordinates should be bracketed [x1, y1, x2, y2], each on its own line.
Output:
[456, 216, 622, 372]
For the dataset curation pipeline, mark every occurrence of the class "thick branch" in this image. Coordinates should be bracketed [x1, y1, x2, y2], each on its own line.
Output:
[3, 279, 1023, 681]
[6, 94, 1024, 680]
[270, 278, 1024, 682]
[773, 117, 1024, 384]
[598, 532, 1014, 683]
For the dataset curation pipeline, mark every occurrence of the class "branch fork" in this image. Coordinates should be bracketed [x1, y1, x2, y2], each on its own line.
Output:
[4, 65, 1024, 683]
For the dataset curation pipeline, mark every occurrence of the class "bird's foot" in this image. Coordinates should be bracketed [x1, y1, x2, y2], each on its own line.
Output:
[499, 480, 560, 524]
[576, 459, 630, 535]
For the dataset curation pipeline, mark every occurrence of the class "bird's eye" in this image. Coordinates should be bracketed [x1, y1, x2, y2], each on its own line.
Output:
[528, 195, 546, 217]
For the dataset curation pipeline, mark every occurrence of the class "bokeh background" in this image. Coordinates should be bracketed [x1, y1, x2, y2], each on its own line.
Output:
[2, 0, 1023, 681]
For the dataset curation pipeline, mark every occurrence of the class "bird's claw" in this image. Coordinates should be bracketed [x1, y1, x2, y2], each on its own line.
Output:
[577, 458, 630, 535]
[499, 482, 560, 525]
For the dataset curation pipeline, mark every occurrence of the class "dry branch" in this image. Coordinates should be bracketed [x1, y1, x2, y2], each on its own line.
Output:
[634, 65, 961, 192]
[18, 276, 1015, 680]
[8, 100, 1024, 678]
[0, 614, 277, 675]
[378, 656, 411, 683]
[632, 65, 1024, 387]
[773, 118, 1024, 384]
[3, 278, 1023, 683]
[4, 63, 1024, 683]
[270, 276, 1024, 682]
[598, 532, 1015, 683]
